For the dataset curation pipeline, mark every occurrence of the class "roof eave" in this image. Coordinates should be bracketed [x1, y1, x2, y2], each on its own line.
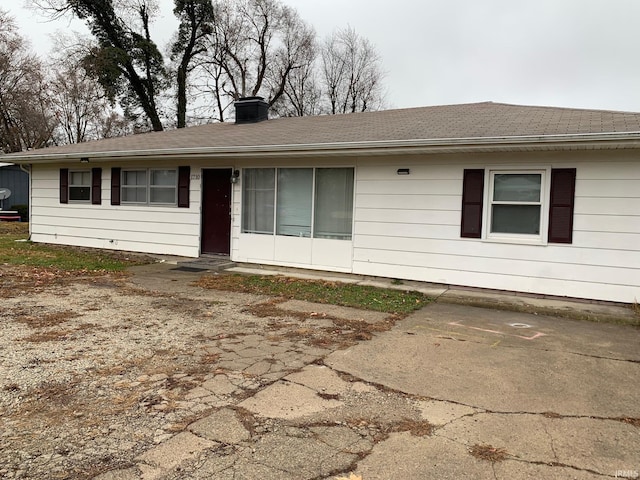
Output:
[7, 132, 640, 164]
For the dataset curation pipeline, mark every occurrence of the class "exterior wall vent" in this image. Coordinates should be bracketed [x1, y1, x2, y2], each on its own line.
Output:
[234, 97, 269, 124]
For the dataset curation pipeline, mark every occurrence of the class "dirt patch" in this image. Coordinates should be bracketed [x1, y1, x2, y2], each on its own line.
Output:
[243, 298, 400, 349]
[2, 263, 400, 479]
[0, 260, 435, 480]
[0, 273, 259, 479]
[15, 310, 79, 328]
[0, 264, 127, 298]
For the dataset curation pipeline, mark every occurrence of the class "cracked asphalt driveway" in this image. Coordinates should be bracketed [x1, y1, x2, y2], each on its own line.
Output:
[327, 303, 640, 479]
[2, 260, 639, 480]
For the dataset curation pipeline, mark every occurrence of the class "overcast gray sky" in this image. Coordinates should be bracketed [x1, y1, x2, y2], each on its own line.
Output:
[8, 0, 640, 112]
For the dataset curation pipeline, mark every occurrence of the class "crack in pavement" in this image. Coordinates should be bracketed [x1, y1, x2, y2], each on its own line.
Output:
[542, 422, 559, 463]
[506, 458, 616, 478]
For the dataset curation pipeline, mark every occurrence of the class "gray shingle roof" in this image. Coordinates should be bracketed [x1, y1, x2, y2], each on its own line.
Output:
[8, 102, 640, 161]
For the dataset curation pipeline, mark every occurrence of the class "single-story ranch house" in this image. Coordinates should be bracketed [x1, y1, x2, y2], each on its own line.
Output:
[7, 99, 640, 304]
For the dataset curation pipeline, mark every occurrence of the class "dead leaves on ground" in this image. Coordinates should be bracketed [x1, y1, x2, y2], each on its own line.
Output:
[1, 265, 124, 297]
[469, 443, 509, 462]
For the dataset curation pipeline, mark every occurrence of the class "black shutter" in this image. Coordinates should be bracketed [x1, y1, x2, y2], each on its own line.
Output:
[460, 169, 484, 238]
[111, 167, 121, 206]
[91, 168, 102, 205]
[178, 166, 190, 208]
[548, 168, 576, 244]
[60, 168, 69, 204]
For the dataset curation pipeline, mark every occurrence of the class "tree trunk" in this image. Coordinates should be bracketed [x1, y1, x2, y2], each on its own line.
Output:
[177, 66, 188, 128]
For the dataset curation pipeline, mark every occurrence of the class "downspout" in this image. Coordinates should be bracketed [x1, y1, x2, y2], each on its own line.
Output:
[19, 163, 32, 240]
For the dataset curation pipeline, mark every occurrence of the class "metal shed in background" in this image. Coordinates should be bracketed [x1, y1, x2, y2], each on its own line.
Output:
[0, 163, 29, 210]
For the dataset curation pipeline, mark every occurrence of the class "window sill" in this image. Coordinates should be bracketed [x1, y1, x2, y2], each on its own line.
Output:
[482, 234, 547, 246]
[120, 202, 178, 207]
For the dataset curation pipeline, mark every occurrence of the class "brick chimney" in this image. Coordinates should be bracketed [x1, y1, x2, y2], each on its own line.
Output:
[234, 97, 269, 124]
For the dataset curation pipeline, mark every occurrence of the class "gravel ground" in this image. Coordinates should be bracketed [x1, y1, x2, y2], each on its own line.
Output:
[0, 264, 410, 479]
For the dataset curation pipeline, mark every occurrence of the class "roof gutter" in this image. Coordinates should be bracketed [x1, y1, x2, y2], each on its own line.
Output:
[7, 131, 640, 163]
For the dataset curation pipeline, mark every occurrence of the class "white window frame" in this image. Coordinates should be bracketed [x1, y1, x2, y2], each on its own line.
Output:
[121, 168, 178, 206]
[68, 170, 91, 203]
[483, 167, 551, 245]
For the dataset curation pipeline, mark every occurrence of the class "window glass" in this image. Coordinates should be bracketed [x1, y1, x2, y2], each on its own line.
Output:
[149, 188, 176, 204]
[242, 168, 275, 234]
[151, 169, 177, 186]
[149, 169, 177, 204]
[242, 167, 355, 240]
[122, 170, 147, 203]
[490, 172, 542, 236]
[491, 205, 541, 234]
[124, 170, 146, 186]
[276, 168, 313, 237]
[493, 174, 541, 202]
[69, 171, 91, 201]
[314, 168, 354, 239]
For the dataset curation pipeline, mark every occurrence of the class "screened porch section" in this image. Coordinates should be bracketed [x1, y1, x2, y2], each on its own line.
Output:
[236, 167, 355, 270]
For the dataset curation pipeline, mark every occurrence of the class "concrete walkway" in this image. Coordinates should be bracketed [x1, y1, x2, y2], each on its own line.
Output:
[225, 265, 638, 326]
[95, 263, 640, 480]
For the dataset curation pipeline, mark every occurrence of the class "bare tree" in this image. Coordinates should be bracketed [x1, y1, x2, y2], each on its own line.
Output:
[321, 26, 385, 114]
[0, 9, 55, 153]
[171, 0, 215, 128]
[48, 37, 132, 144]
[271, 57, 322, 117]
[199, 0, 315, 120]
[30, 0, 168, 132]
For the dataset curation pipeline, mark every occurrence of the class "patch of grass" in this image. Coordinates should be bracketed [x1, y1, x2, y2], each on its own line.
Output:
[0, 223, 149, 272]
[196, 274, 430, 315]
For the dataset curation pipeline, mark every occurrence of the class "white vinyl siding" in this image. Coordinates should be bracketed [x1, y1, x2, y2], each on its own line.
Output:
[27, 150, 640, 303]
[30, 165, 200, 257]
[351, 154, 640, 303]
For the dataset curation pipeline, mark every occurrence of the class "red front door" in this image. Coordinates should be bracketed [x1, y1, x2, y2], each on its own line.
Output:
[201, 169, 232, 254]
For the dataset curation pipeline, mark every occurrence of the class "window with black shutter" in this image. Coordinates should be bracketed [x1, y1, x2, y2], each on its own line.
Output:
[460, 167, 576, 244]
